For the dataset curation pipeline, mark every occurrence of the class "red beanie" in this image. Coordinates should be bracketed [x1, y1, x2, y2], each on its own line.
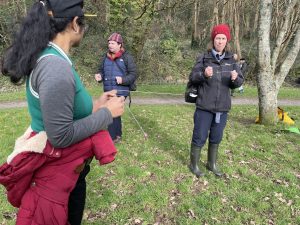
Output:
[211, 24, 231, 42]
[108, 32, 123, 44]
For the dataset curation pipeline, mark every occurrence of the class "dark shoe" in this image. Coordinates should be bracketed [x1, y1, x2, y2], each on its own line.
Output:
[206, 143, 223, 176]
[189, 144, 205, 177]
[113, 136, 122, 144]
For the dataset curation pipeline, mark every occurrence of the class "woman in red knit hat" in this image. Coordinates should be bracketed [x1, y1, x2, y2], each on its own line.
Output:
[188, 24, 244, 177]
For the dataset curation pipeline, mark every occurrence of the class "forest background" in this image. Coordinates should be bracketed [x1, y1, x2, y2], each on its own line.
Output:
[0, 0, 300, 90]
[0, 1, 300, 224]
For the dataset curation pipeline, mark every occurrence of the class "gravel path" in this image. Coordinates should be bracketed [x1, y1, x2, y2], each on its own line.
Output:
[131, 97, 300, 106]
[0, 97, 300, 109]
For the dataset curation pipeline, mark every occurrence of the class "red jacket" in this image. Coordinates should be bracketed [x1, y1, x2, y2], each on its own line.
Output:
[0, 130, 117, 225]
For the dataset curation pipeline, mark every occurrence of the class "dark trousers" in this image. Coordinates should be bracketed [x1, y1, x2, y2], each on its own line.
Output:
[68, 164, 90, 225]
[192, 109, 228, 147]
[108, 116, 122, 140]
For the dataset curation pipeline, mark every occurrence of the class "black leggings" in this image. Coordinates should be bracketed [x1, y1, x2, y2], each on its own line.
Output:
[108, 116, 122, 139]
[68, 164, 90, 225]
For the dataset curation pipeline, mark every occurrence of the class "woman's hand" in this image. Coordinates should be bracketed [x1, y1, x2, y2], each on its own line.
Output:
[95, 73, 102, 82]
[93, 90, 125, 118]
[231, 70, 238, 81]
[104, 96, 125, 118]
[115, 76, 123, 84]
[93, 90, 117, 112]
[204, 66, 213, 78]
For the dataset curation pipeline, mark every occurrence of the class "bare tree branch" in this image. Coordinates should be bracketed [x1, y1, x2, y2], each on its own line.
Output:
[275, 22, 300, 88]
[271, 0, 298, 70]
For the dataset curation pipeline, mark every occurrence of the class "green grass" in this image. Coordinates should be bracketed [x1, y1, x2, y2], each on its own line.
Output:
[0, 89, 27, 102]
[0, 105, 300, 224]
[0, 84, 299, 102]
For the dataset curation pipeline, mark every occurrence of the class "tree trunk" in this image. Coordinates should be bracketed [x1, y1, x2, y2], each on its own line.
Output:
[226, 0, 234, 31]
[22, 0, 26, 16]
[257, 0, 277, 125]
[233, 0, 241, 58]
[212, 0, 219, 27]
[105, 0, 110, 23]
[191, 0, 201, 48]
[257, 0, 300, 125]
[253, 3, 259, 35]
[166, 0, 172, 24]
[220, 0, 227, 23]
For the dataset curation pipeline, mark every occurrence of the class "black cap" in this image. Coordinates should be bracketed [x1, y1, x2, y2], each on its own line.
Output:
[47, 0, 84, 18]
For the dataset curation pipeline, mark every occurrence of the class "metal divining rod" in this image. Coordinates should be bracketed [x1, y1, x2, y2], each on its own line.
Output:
[126, 105, 148, 140]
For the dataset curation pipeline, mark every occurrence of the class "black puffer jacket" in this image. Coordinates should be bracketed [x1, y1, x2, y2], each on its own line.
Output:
[190, 51, 244, 112]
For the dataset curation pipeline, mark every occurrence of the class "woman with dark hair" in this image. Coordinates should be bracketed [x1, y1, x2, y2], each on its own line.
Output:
[1, 0, 125, 224]
[188, 24, 244, 178]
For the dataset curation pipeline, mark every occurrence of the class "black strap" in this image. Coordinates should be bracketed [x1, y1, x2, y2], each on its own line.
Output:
[114, 56, 133, 107]
[128, 93, 132, 108]
[114, 58, 127, 75]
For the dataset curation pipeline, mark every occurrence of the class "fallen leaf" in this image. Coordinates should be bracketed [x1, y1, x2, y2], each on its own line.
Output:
[222, 198, 227, 203]
[232, 174, 240, 179]
[274, 179, 282, 184]
[212, 217, 220, 222]
[287, 200, 293, 206]
[111, 203, 118, 211]
[278, 197, 286, 203]
[268, 219, 275, 225]
[134, 218, 143, 225]
[2, 212, 16, 220]
[187, 209, 197, 219]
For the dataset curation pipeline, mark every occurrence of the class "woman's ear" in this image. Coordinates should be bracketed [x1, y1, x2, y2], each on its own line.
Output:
[71, 16, 80, 33]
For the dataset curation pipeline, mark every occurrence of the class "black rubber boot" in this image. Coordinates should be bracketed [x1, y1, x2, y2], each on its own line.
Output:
[206, 143, 223, 176]
[189, 144, 205, 177]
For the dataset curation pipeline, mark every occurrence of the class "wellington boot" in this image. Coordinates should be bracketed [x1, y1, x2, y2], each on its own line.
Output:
[206, 143, 223, 176]
[189, 144, 205, 177]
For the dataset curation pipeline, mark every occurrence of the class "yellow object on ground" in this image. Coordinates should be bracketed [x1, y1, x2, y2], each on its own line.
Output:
[255, 107, 295, 125]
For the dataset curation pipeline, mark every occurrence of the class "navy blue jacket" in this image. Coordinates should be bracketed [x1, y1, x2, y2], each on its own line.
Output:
[189, 51, 244, 112]
[98, 51, 136, 97]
